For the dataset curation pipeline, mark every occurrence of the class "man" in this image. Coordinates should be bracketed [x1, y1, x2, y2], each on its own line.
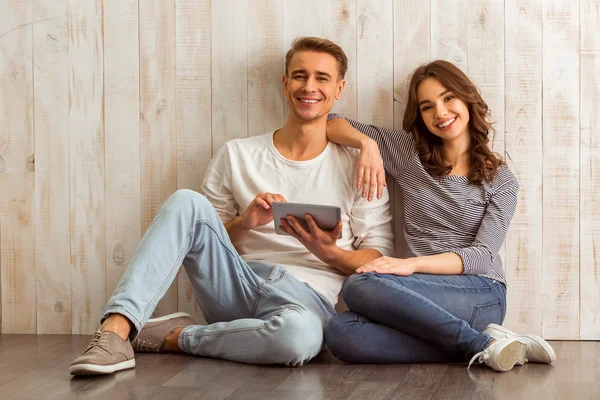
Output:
[69, 37, 394, 375]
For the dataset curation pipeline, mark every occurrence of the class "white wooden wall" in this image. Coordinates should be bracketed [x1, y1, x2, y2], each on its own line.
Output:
[0, 0, 598, 339]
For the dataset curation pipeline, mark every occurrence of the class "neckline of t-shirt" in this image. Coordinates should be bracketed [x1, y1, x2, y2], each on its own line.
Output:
[442, 174, 469, 182]
[268, 130, 333, 168]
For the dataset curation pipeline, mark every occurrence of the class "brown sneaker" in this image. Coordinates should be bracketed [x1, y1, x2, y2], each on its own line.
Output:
[132, 312, 196, 353]
[69, 330, 135, 376]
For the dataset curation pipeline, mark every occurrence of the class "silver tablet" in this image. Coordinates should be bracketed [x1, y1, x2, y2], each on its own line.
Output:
[272, 202, 342, 236]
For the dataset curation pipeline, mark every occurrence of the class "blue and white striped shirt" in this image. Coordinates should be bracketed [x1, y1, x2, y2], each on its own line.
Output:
[329, 114, 519, 284]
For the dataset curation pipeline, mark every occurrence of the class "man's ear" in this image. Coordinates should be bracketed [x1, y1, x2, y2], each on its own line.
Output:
[335, 79, 346, 100]
[282, 74, 288, 91]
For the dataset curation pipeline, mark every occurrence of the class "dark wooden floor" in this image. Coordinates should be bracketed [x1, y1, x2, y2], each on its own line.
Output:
[0, 335, 598, 399]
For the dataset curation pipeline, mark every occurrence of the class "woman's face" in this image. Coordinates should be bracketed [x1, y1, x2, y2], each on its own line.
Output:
[416, 77, 470, 143]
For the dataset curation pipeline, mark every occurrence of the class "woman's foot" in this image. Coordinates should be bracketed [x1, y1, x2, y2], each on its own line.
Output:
[484, 323, 556, 364]
[468, 338, 528, 372]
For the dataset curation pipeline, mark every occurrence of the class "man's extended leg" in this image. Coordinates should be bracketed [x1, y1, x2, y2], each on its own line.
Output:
[70, 189, 331, 375]
[100, 189, 267, 339]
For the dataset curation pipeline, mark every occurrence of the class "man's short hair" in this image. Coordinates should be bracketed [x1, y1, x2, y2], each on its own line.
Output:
[284, 37, 348, 80]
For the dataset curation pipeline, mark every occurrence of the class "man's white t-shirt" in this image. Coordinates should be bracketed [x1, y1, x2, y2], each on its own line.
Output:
[201, 131, 395, 306]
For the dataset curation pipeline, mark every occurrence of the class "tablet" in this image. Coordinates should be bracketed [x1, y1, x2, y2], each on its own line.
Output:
[272, 202, 342, 236]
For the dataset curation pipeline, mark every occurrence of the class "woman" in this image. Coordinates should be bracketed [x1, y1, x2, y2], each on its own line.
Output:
[324, 60, 555, 372]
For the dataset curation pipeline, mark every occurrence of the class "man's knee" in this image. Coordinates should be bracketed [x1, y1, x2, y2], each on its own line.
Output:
[272, 311, 324, 366]
[169, 189, 209, 207]
[166, 189, 214, 216]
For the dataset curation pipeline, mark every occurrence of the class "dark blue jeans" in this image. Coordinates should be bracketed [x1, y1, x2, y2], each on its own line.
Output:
[325, 272, 506, 363]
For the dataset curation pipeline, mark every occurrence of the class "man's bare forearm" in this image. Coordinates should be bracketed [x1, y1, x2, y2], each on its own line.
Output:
[224, 216, 249, 245]
[321, 247, 384, 275]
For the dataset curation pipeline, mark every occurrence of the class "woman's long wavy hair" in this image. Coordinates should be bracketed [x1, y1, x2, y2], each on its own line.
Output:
[402, 60, 503, 185]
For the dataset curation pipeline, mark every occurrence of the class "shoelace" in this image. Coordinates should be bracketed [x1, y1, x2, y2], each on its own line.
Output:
[467, 349, 489, 370]
[132, 339, 160, 353]
[86, 331, 109, 352]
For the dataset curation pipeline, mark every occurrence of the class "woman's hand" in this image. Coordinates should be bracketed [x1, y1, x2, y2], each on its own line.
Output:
[357, 139, 386, 201]
[356, 256, 417, 276]
[325, 118, 386, 201]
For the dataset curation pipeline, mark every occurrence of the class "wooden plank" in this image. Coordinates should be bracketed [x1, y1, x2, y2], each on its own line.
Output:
[0, 337, 599, 399]
[283, 0, 321, 44]
[356, 0, 394, 260]
[175, 0, 211, 324]
[356, 0, 393, 127]
[431, 0, 467, 71]
[282, 0, 320, 121]
[211, 0, 248, 152]
[580, 0, 600, 340]
[467, 0, 506, 303]
[0, 0, 36, 334]
[33, 0, 71, 334]
[104, 0, 141, 302]
[140, 0, 178, 317]
[321, 0, 357, 119]
[467, 0, 505, 156]
[248, 0, 284, 135]
[581, 0, 600, 53]
[356, 1, 394, 264]
[68, 0, 106, 334]
[356, 0, 393, 258]
[542, 0, 579, 339]
[503, 0, 544, 336]
[393, 0, 429, 128]
[393, 0, 430, 257]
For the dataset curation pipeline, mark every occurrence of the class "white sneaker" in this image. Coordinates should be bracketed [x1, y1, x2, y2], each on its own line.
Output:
[468, 338, 528, 372]
[484, 323, 556, 364]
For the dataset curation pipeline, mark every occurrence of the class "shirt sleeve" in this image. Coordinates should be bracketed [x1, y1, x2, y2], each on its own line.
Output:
[328, 113, 416, 179]
[451, 178, 519, 275]
[349, 184, 395, 257]
[200, 143, 237, 224]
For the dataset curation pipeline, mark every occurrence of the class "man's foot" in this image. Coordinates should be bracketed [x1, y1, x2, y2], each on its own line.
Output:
[484, 323, 556, 364]
[132, 312, 196, 353]
[69, 330, 135, 376]
[468, 338, 528, 372]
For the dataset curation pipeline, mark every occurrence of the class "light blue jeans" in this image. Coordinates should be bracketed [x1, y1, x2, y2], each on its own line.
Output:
[325, 272, 505, 363]
[102, 189, 335, 366]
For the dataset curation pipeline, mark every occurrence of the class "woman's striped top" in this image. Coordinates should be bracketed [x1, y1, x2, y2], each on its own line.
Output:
[329, 114, 519, 285]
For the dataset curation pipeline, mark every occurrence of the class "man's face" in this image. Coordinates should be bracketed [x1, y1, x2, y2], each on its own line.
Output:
[283, 51, 345, 122]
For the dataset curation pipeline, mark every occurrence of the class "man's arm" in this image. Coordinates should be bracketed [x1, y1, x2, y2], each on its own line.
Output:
[281, 215, 383, 275]
[343, 177, 395, 266]
[321, 247, 384, 275]
[200, 144, 238, 230]
[280, 180, 394, 276]
[225, 193, 288, 246]
[224, 216, 249, 245]
[201, 142, 291, 249]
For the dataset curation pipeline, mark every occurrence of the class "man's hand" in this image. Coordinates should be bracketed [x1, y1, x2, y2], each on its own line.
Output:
[240, 193, 287, 230]
[280, 214, 343, 263]
[356, 256, 417, 276]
